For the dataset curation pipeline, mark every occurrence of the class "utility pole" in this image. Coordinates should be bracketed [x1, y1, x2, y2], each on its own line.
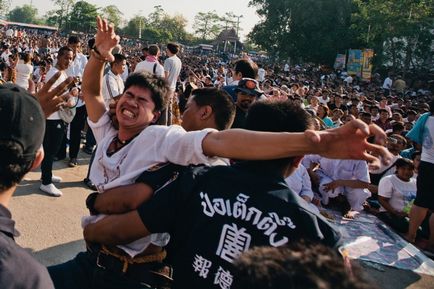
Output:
[234, 14, 243, 54]
[138, 10, 143, 39]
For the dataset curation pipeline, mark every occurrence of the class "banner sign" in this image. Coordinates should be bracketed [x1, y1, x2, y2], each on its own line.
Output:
[361, 49, 374, 81]
[334, 54, 346, 70]
[347, 49, 363, 77]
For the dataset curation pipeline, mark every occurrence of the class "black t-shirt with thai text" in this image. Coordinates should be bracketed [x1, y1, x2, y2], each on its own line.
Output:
[137, 162, 341, 289]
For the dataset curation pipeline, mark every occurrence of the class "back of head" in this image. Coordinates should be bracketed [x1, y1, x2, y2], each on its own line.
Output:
[191, 88, 236, 130]
[124, 72, 169, 112]
[57, 46, 73, 58]
[148, 44, 160, 56]
[233, 242, 377, 289]
[234, 59, 258, 79]
[166, 43, 180, 55]
[0, 84, 45, 191]
[68, 35, 80, 45]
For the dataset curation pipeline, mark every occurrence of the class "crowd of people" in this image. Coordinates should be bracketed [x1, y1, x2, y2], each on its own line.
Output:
[0, 17, 433, 289]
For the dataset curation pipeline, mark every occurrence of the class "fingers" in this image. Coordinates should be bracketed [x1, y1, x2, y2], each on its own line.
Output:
[38, 71, 61, 94]
[368, 123, 387, 146]
[348, 119, 370, 136]
[96, 16, 103, 31]
[49, 77, 74, 98]
[304, 129, 321, 143]
[365, 142, 393, 165]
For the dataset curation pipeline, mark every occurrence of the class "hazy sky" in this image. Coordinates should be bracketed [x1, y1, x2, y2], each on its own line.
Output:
[10, 0, 262, 39]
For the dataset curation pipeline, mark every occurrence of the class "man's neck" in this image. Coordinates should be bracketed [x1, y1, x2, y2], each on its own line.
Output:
[0, 187, 15, 208]
[117, 127, 145, 142]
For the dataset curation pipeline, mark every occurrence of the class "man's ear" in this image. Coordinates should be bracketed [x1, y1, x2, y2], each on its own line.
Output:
[31, 147, 44, 170]
[152, 111, 161, 124]
[200, 105, 213, 120]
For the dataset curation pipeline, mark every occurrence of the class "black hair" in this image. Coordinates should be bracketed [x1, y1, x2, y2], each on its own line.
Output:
[68, 35, 80, 44]
[148, 44, 159, 56]
[110, 53, 126, 66]
[244, 100, 312, 169]
[233, 242, 377, 289]
[0, 140, 34, 191]
[124, 72, 169, 112]
[166, 43, 180, 54]
[234, 59, 258, 79]
[57, 46, 73, 57]
[395, 158, 414, 170]
[191, 88, 236, 130]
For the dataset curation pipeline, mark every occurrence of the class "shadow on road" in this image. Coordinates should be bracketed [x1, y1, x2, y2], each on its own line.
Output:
[26, 239, 86, 266]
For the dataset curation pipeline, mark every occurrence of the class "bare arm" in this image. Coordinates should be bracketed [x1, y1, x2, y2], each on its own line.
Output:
[202, 120, 392, 164]
[378, 196, 406, 217]
[83, 211, 149, 245]
[82, 16, 119, 123]
[94, 183, 154, 214]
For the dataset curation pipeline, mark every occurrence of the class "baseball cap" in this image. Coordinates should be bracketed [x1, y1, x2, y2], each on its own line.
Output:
[0, 84, 45, 161]
[235, 78, 263, 97]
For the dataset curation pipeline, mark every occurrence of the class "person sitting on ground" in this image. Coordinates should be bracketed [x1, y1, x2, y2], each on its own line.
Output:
[378, 158, 429, 238]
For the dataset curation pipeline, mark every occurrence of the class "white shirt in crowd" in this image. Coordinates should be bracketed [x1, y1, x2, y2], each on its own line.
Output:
[164, 54, 182, 91]
[15, 62, 33, 90]
[258, 68, 266, 82]
[378, 174, 417, 213]
[383, 77, 393, 90]
[102, 70, 124, 108]
[285, 164, 314, 201]
[134, 59, 164, 78]
[45, 67, 68, 120]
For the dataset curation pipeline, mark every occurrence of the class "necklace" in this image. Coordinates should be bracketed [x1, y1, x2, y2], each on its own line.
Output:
[106, 134, 139, 157]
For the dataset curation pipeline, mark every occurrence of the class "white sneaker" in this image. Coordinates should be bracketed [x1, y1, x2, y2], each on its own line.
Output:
[40, 183, 63, 197]
[51, 175, 63, 183]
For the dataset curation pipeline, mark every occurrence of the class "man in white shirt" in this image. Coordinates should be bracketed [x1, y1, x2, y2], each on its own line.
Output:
[161, 42, 182, 125]
[134, 44, 164, 78]
[258, 64, 266, 82]
[102, 54, 126, 108]
[383, 74, 393, 95]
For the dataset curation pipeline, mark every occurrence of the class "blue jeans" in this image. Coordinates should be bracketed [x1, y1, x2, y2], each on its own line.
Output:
[48, 251, 154, 289]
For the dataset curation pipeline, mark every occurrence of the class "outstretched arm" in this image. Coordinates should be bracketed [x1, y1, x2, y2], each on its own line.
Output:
[82, 16, 119, 123]
[202, 120, 392, 165]
[92, 183, 154, 214]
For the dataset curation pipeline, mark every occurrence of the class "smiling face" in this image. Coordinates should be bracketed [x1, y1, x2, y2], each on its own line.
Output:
[115, 85, 160, 133]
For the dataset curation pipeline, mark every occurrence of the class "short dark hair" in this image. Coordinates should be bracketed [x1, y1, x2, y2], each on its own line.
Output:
[234, 59, 258, 79]
[233, 242, 377, 289]
[0, 140, 33, 191]
[57, 46, 73, 57]
[191, 88, 236, 130]
[110, 53, 126, 66]
[166, 43, 180, 54]
[124, 72, 169, 112]
[395, 158, 414, 170]
[245, 100, 312, 168]
[148, 44, 159, 56]
[68, 35, 80, 45]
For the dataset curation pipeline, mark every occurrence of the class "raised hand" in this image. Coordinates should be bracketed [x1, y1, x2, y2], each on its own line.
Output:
[95, 16, 120, 62]
[34, 72, 74, 117]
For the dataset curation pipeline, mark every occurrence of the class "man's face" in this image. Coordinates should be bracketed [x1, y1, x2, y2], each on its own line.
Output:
[236, 91, 256, 111]
[57, 51, 73, 70]
[113, 60, 126, 75]
[380, 111, 389, 121]
[116, 85, 159, 131]
[68, 42, 80, 54]
[181, 96, 204, 131]
[371, 108, 379, 116]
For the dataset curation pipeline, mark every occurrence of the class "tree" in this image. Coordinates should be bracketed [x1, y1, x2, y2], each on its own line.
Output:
[193, 11, 223, 40]
[100, 5, 124, 28]
[352, 0, 434, 73]
[248, 0, 355, 65]
[8, 4, 40, 24]
[68, 1, 98, 32]
[45, 0, 76, 30]
[0, 0, 12, 17]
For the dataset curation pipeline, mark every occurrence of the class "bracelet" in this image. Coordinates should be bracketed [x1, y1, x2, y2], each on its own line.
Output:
[86, 192, 99, 215]
[91, 49, 107, 63]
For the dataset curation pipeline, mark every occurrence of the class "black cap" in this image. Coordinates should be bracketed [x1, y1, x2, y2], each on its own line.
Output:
[235, 78, 263, 97]
[0, 84, 45, 161]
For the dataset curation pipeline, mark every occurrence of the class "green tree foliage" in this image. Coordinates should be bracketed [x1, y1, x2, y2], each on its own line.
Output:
[8, 4, 41, 24]
[122, 6, 191, 43]
[45, 0, 76, 29]
[100, 5, 124, 28]
[248, 0, 355, 65]
[0, 0, 12, 17]
[68, 1, 98, 32]
[352, 0, 434, 72]
[193, 11, 223, 40]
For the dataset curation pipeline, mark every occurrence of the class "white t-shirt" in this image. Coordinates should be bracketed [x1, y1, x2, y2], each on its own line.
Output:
[134, 60, 164, 78]
[83, 113, 225, 257]
[383, 77, 393, 89]
[421, 116, 434, 164]
[164, 55, 182, 90]
[285, 164, 313, 200]
[102, 70, 124, 108]
[258, 68, 266, 82]
[378, 174, 417, 212]
[15, 63, 33, 90]
[45, 67, 68, 120]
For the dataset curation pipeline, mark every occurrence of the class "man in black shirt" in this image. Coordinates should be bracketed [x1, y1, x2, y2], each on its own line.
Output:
[0, 84, 55, 289]
[231, 78, 263, 128]
[84, 101, 341, 289]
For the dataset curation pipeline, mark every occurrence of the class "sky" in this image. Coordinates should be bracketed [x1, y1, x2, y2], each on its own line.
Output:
[10, 0, 262, 40]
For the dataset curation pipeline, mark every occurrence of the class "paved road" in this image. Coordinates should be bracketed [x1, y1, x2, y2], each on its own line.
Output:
[10, 150, 434, 288]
